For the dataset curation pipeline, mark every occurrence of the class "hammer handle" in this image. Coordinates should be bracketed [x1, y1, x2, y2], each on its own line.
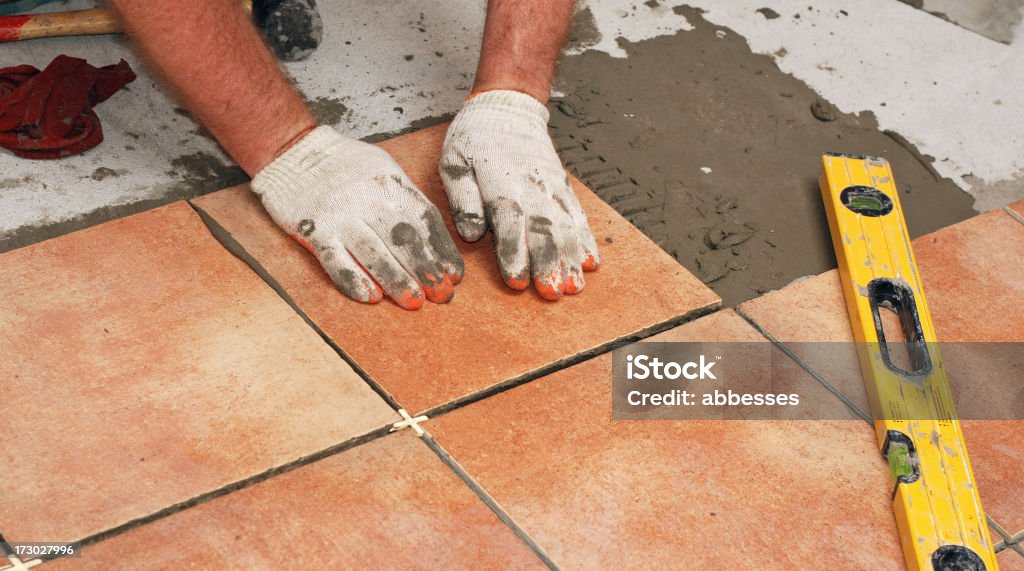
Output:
[0, 1, 251, 43]
[0, 8, 119, 42]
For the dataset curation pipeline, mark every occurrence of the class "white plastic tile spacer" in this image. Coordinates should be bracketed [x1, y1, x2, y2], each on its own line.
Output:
[389, 408, 428, 437]
[2, 555, 42, 571]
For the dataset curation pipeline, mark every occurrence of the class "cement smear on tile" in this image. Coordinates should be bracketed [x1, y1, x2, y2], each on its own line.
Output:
[551, 6, 976, 306]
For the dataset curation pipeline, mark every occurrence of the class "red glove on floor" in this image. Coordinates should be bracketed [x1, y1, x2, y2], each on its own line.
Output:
[0, 55, 135, 159]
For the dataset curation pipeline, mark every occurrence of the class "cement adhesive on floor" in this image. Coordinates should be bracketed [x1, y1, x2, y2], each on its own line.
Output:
[4, 1, 1021, 247]
[552, 5, 976, 306]
[0, 1, 1006, 309]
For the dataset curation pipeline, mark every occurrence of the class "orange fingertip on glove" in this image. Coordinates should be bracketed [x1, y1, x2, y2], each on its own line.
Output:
[254, 126, 465, 311]
[440, 90, 602, 302]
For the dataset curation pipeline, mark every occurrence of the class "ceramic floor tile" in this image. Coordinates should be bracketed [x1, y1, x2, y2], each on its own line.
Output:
[998, 547, 1024, 571]
[44, 432, 543, 571]
[427, 310, 905, 569]
[0, 203, 397, 543]
[910, 210, 1024, 342]
[740, 209, 1024, 342]
[192, 124, 720, 413]
[738, 209, 1024, 532]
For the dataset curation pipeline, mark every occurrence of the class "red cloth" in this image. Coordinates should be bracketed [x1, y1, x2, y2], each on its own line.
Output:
[0, 55, 135, 159]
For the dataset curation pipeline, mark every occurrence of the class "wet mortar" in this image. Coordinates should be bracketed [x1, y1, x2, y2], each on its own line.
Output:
[2, 4, 978, 280]
[550, 5, 976, 306]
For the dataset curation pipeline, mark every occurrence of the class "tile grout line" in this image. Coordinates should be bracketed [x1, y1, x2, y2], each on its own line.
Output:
[190, 196, 721, 420]
[187, 200, 404, 412]
[733, 307, 872, 422]
[416, 301, 722, 420]
[995, 526, 1024, 555]
[991, 518, 1013, 552]
[734, 307, 1016, 552]
[0, 425, 399, 568]
[186, 197, 723, 568]
[186, 196, 711, 569]
[0, 534, 43, 569]
[73, 424, 396, 551]
[415, 432, 561, 571]
[188, 195, 723, 568]
[3, 202, 415, 567]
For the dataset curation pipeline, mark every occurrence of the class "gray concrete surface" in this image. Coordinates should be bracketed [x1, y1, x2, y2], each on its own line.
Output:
[920, 0, 1022, 43]
[555, 5, 977, 305]
[2, 0, 1023, 306]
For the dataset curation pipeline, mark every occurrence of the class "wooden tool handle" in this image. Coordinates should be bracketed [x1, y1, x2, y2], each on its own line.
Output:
[0, 8, 119, 42]
[0, 1, 252, 43]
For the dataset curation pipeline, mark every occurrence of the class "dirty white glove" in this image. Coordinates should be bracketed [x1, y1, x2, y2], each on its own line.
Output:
[252, 126, 464, 310]
[440, 90, 601, 300]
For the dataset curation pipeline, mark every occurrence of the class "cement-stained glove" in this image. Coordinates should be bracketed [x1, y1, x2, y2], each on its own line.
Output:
[252, 126, 464, 310]
[440, 90, 600, 300]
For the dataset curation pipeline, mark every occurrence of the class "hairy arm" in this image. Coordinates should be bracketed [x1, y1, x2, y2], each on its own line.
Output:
[106, 0, 315, 175]
[472, 0, 576, 103]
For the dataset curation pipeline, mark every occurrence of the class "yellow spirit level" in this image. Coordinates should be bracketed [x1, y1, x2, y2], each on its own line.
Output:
[819, 153, 997, 570]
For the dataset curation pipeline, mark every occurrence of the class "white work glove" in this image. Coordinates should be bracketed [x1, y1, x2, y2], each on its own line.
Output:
[439, 90, 601, 300]
[252, 126, 464, 310]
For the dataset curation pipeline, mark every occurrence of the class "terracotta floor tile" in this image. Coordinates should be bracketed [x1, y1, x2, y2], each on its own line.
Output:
[740, 209, 1024, 342]
[427, 310, 905, 569]
[740, 210, 1024, 342]
[44, 432, 543, 571]
[738, 210, 1024, 533]
[0, 203, 396, 543]
[738, 270, 853, 342]
[998, 547, 1024, 571]
[911, 210, 1024, 342]
[192, 124, 719, 413]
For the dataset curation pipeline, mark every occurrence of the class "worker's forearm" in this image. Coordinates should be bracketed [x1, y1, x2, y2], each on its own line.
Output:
[473, 0, 575, 104]
[106, 0, 315, 175]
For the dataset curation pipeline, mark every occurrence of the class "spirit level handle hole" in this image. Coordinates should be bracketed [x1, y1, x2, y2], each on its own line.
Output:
[868, 278, 932, 377]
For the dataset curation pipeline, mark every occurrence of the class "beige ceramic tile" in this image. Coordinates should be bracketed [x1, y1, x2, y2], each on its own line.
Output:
[427, 310, 905, 569]
[192, 124, 720, 413]
[0, 202, 396, 543]
[45, 432, 543, 571]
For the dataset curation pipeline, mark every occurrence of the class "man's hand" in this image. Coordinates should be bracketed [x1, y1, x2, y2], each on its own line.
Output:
[440, 90, 600, 300]
[253, 126, 464, 310]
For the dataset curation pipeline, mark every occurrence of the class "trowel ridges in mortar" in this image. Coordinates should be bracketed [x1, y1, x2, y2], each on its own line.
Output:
[549, 6, 978, 307]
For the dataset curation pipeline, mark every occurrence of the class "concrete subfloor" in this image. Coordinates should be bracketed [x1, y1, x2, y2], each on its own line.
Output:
[555, 5, 977, 305]
[2, 0, 1023, 305]
[919, 0, 1023, 44]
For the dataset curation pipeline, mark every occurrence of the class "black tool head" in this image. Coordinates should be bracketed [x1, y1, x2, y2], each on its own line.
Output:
[253, 0, 323, 61]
